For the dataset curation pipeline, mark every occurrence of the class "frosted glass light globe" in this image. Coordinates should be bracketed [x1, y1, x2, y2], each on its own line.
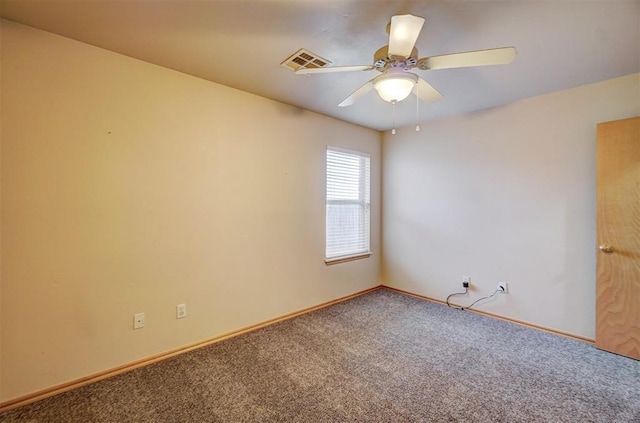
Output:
[374, 72, 417, 103]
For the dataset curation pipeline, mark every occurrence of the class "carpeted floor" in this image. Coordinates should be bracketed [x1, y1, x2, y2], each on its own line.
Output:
[1, 288, 639, 422]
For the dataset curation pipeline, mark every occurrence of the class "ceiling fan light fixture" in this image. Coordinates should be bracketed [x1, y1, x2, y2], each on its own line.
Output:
[373, 72, 418, 103]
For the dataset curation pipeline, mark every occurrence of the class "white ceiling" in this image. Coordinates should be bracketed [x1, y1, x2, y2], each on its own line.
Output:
[1, 0, 638, 131]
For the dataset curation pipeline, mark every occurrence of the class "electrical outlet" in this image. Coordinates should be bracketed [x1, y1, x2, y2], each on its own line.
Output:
[133, 312, 145, 329]
[462, 275, 471, 288]
[176, 303, 187, 319]
[498, 282, 508, 293]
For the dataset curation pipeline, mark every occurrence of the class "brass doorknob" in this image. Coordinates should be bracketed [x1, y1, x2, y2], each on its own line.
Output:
[599, 244, 614, 254]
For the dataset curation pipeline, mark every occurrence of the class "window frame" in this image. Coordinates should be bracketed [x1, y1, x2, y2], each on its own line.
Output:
[324, 146, 372, 265]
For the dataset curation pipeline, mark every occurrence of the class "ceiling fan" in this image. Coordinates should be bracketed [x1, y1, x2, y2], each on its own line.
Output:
[296, 14, 517, 107]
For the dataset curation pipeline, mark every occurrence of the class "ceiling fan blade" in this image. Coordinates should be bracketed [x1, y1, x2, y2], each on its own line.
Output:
[388, 14, 425, 58]
[295, 65, 374, 74]
[415, 78, 443, 103]
[418, 47, 517, 70]
[338, 80, 375, 107]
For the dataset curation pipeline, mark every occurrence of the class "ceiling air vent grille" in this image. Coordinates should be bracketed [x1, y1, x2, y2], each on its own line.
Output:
[281, 48, 332, 72]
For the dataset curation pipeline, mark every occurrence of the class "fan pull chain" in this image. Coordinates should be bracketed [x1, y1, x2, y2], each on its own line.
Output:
[391, 100, 397, 135]
[416, 90, 421, 132]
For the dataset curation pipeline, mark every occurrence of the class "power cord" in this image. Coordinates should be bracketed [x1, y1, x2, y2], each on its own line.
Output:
[462, 288, 503, 311]
[446, 286, 505, 311]
[446, 288, 468, 309]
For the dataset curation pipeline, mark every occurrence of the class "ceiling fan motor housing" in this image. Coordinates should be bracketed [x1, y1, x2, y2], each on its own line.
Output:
[374, 45, 419, 72]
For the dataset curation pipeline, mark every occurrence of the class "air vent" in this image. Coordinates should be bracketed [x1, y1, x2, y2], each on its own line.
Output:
[281, 48, 332, 72]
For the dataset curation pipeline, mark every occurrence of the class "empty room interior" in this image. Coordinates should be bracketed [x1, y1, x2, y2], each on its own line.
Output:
[1, 0, 639, 421]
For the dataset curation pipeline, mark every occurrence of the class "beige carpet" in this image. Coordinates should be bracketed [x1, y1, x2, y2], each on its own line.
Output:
[1, 288, 639, 422]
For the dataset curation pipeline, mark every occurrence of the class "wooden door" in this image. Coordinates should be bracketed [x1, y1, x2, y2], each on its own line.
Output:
[596, 116, 640, 360]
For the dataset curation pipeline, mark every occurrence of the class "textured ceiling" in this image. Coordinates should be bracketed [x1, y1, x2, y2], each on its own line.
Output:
[1, 0, 639, 131]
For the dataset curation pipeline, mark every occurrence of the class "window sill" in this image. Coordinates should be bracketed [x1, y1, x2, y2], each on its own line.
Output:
[325, 252, 372, 266]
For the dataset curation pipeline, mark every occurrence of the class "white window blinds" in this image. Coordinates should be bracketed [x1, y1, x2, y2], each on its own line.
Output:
[326, 147, 371, 260]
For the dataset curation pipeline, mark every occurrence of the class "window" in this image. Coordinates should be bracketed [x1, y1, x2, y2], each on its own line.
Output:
[325, 147, 371, 263]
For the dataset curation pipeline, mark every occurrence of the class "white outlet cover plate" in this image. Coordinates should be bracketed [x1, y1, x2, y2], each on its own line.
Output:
[177, 304, 187, 319]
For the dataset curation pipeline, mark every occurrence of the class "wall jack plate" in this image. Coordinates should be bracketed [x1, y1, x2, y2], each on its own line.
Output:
[133, 312, 145, 329]
[498, 282, 508, 294]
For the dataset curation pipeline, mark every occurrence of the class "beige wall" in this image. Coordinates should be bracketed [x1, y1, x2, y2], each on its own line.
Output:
[382, 73, 640, 339]
[0, 20, 381, 402]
